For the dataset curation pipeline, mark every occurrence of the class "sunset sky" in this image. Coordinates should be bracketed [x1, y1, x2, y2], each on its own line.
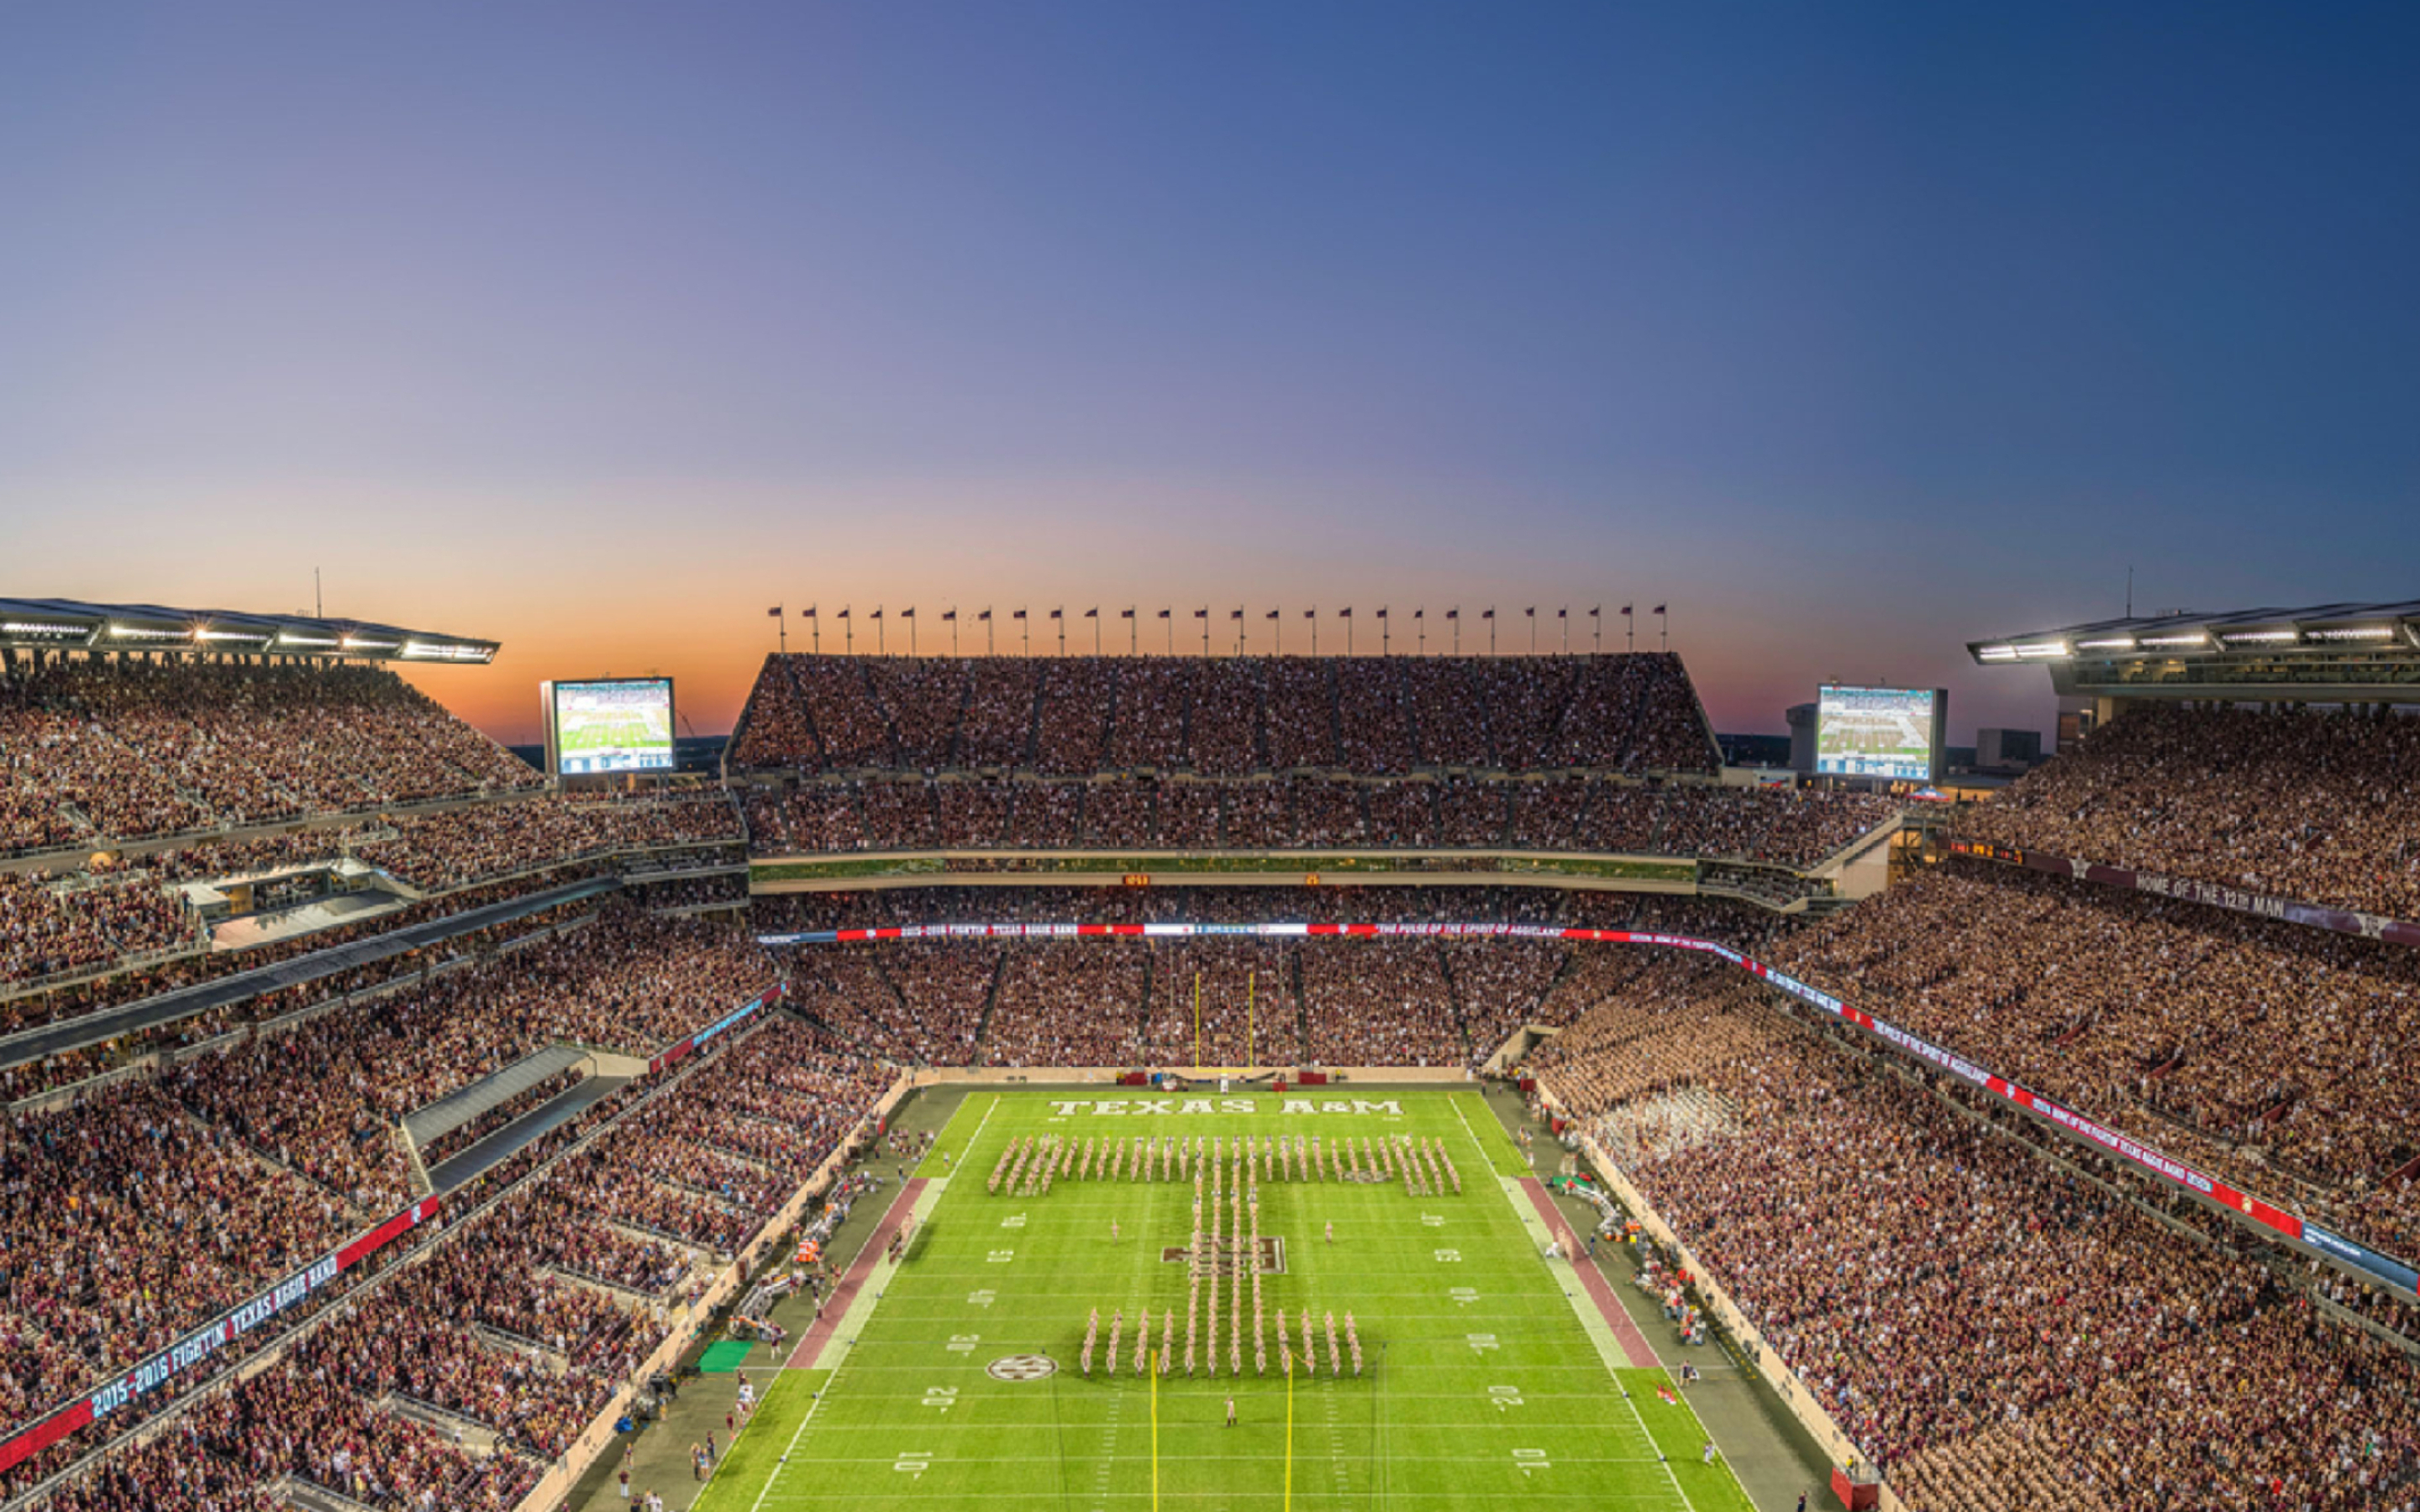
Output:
[6, 3, 2417, 746]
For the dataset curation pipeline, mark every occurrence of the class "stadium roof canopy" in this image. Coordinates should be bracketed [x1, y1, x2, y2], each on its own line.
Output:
[0, 598, 497, 664]
[1968, 600, 2420, 702]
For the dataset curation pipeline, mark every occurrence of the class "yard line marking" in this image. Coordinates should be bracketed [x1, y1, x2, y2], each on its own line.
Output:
[1455, 1094, 1701, 1512]
[748, 1368, 843, 1512]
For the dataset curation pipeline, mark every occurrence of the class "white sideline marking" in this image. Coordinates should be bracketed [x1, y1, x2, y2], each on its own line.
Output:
[1457, 1090, 1703, 1512]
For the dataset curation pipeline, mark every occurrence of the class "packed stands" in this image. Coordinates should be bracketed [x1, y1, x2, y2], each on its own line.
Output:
[1960, 703, 2420, 921]
[0, 659, 537, 856]
[168, 906, 778, 1211]
[1768, 859, 2420, 1257]
[770, 886, 1778, 1069]
[739, 771, 1893, 868]
[728, 654, 1718, 777]
[1529, 959, 2420, 1511]
[7, 974, 889, 1510]
[0, 791, 739, 996]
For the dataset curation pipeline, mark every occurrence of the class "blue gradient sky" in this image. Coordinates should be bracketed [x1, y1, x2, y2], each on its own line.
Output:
[5, 3, 2417, 743]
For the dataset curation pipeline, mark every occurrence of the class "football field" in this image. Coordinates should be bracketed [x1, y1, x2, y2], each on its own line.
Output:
[560, 711, 670, 756]
[701, 1088, 1754, 1512]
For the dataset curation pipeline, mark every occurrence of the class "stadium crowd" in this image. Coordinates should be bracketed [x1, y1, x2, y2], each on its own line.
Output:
[169, 906, 779, 1212]
[1768, 860, 2420, 1257]
[740, 771, 1895, 867]
[0, 871, 195, 986]
[728, 653, 1718, 775]
[0, 790, 739, 995]
[766, 886, 1780, 1070]
[1960, 703, 2420, 922]
[0, 658, 539, 856]
[8, 993, 891, 1510]
[1531, 960, 2420, 1511]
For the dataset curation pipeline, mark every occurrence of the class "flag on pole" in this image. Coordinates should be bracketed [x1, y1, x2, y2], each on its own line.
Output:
[1588, 606, 1599, 618]
[1620, 605, 1633, 617]
[1413, 608, 1423, 619]
[901, 606, 914, 618]
[838, 607, 850, 619]
[766, 606, 781, 617]
[1481, 608, 1495, 620]
[1013, 609, 1026, 620]
[1654, 603, 1667, 615]
[1265, 609, 1278, 620]
[1158, 609, 1171, 619]
[1121, 608, 1134, 619]
[943, 609, 957, 621]
[871, 607, 883, 620]
[1445, 609, 1458, 620]
[803, 606, 818, 618]
[1050, 608, 1063, 620]
[1524, 607, 1534, 619]
[1195, 608, 1208, 618]
[1339, 607, 1352, 619]
[1084, 607, 1097, 618]
[1303, 607, 1315, 620]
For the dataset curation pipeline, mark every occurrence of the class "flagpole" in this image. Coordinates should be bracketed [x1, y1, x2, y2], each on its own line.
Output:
[776, 608, 786, 655]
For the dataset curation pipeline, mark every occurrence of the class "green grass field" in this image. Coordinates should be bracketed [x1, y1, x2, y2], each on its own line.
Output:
[560, 711, 671, 755]
[702, 1089, 1754, 1511]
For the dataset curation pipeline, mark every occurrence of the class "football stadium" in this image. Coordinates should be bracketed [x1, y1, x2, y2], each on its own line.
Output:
[1, 604, 2417, 1512]
[9, 9, 2420, 1512]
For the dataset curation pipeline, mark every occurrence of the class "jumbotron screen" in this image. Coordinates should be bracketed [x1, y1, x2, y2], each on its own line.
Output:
[1816, 685, 1945, 781]
[544, 678, 675, 776]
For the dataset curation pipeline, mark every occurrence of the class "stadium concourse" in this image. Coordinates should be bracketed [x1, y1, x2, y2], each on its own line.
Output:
[0, 617, 2416, 1512]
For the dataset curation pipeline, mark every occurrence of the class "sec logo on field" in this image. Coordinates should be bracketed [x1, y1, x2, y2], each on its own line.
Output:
[987, 1355, 1058, 1382]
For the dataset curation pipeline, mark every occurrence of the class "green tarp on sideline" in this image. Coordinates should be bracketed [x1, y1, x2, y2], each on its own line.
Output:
[697, 1340, 754, 1373]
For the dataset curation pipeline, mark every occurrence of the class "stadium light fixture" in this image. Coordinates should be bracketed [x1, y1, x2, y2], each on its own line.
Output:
[341, 637, 401, 652]
[1977, 646, 2019, 662]
[3, 621, 87, 636]
[276, 633, 339, 648]
[2012, 641, 2069, 659]
[2074, 637, 2137, 652]
[193, 627, 270, 643]
[109, 624, 185, 639]
[2140, 632, 2207, 648]
[2307, 626, 2395, 641]
[401, 641, 485, 660]
[2222, 630, 2299, 645]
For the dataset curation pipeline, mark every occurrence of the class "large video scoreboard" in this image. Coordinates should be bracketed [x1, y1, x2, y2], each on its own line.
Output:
[1815, 685, 1945, 782]
[543, 678, 676, 777]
